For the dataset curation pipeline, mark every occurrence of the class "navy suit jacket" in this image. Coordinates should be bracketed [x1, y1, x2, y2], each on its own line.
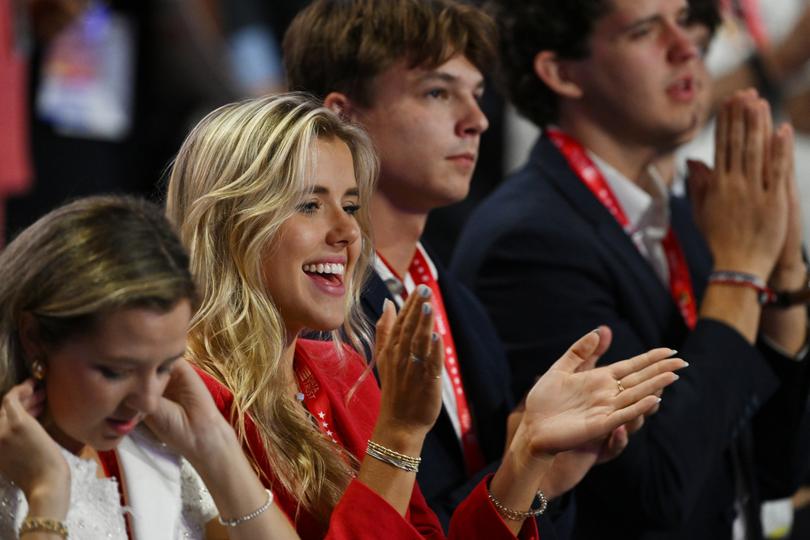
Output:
[451, 137, 810, 540]
[361, 253, 574, 538]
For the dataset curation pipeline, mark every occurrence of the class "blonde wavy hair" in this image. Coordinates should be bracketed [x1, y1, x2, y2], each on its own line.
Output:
[165, 93, 378, 523]
[0, 196, 196, 396]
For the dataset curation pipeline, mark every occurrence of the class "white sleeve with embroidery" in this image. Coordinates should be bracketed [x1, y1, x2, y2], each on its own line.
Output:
[0, 449, 128, 540]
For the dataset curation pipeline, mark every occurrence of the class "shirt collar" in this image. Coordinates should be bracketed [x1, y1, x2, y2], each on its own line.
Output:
[587, 151, 670, 236]
[372, 242, 437, 305]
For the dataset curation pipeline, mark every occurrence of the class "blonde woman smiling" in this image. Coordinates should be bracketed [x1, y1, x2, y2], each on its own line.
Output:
[166, 93, 686, 539]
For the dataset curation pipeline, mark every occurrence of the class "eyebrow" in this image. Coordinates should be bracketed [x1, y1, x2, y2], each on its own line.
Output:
[308, 186, 360, 197]
[418, 71, 485, 92]
[101, 351, 185, 367]
[620, 6, 689, 34]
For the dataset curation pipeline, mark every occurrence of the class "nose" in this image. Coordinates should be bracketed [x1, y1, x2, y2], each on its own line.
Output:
[667, 22, 699, 64]
[456, 95, 489, 138]
[126, 372, 166, 416]
[325, 206, 360, 247]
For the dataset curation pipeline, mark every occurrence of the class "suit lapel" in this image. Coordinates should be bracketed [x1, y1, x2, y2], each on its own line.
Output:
[532, 138, 684, 335]
[361, 269, 391, 323]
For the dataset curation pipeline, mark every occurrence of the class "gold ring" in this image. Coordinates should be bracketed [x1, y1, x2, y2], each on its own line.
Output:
[615, 379, 625, 395]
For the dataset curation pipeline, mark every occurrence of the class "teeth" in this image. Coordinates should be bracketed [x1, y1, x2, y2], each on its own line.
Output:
[303, 263, 345, 275]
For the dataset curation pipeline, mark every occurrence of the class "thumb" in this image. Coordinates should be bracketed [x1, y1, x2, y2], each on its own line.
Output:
[686, 160, 711, 203]
[552, 330, 601, 373]
[579, 325, 612, 371]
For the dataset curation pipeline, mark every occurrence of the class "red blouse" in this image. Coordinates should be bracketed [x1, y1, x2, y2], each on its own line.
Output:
[197, 339, 538, 540]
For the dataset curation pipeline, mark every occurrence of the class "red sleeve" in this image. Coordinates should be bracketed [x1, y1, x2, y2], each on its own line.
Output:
[326, 479, 445, 540]
[448, 476, 539, 540]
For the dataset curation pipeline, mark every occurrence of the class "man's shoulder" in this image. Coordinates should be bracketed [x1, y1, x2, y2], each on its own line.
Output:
[452, 154, 592, 282]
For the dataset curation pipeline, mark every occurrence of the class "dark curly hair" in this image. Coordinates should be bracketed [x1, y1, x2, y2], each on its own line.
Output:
[687, 0, 721, 33]
[486, 0, 611, 128]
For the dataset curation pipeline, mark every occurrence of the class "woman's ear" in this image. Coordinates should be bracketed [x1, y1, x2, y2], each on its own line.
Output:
[18, 313, 46, 368]
[533, 50, 584, 99]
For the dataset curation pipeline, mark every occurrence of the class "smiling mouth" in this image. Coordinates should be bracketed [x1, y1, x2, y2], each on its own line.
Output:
[303, 263, 346, 292]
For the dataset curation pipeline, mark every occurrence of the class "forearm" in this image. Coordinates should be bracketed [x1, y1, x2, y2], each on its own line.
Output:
[489, 436, 554, 536]
[21, 485, 70, 540]
[190, 423, 298, 540]
[356, 423, 425, 517]
[699, 283, 762, 344]
[761, 264, 808, 356]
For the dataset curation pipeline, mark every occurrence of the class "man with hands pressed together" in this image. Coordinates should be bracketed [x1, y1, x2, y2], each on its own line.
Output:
[453, 1, 810, 538]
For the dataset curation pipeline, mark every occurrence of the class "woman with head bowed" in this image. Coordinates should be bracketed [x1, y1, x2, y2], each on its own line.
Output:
[0, 195, 300, 539]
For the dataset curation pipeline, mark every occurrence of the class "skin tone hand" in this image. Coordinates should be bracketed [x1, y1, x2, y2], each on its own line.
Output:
[760, 123, 808, 355]
[689, 90, 787, 280]
[360, 287, 443, 516]
[490, 330, 686, 534]
[0, 379, 70, 535]
[144, 360, 299, 540]
[506, 327, 656, 500]
[688, 90, 796, 345]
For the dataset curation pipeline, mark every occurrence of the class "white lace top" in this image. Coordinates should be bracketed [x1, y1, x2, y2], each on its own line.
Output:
[0, 428, 217, 539]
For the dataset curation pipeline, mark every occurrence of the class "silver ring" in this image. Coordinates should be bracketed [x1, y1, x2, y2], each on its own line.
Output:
[409, 353, 423, 363]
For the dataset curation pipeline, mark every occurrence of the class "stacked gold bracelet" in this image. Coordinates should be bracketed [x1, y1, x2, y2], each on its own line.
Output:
[366, 440, 421, 473]
[487, 488, 548, 521]
[20, 516, 69, 538]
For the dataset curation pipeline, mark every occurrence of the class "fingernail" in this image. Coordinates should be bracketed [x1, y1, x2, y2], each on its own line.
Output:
[682, 361, 690, 367]
[422, 303, 432, 315]
[418, 284, 431, 298]
[673, 374, 680, 381]
[383, 298, 394, 312]
[669, 349, 678, 356]
[656, 397, 662, 403]
[592, 327, 601, 334]
[432, 332, 440, 342]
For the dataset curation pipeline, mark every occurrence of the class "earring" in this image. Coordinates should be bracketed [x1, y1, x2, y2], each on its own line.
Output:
[31, 359, 46, 381]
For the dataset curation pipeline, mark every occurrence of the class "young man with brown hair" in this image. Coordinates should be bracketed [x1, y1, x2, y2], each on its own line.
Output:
[453, 1, 810, 538]
[284, 2, 635, 537]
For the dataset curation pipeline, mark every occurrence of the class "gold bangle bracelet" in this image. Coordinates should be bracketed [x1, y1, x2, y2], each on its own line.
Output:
[365, 446, 419, 473]
[366, 440, 421, 466]
[20, 516, 69, 539]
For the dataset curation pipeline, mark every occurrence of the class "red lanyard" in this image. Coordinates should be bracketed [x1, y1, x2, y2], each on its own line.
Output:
[546, 129, 698, 329]
[294, 362, 343, 447]
[379, 249, 486, 474]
